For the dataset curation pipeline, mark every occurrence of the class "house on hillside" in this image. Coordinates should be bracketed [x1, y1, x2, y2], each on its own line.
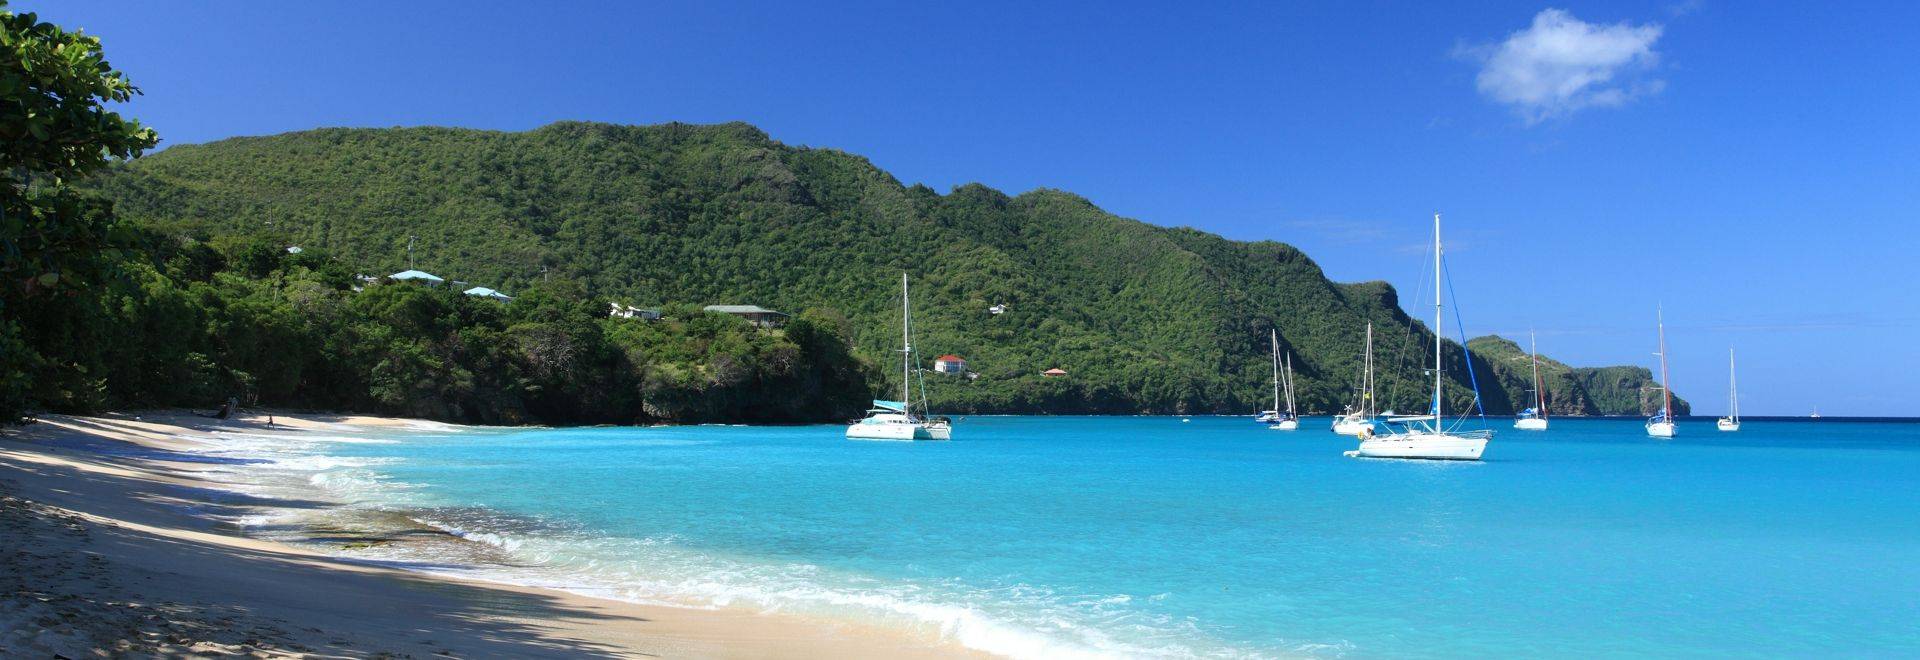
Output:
[704, 305, 789, 328]
[463, 286, 512, 302]
[933, 355, 967, 374]
[610, 302, 661, 320]
[1043, 368, 1068, 378]
[388, 270, 445, 286]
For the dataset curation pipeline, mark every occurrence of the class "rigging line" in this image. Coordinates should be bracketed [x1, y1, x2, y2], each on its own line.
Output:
[1442, 258, 1486, 422]
[1385, 239, 1435, 413]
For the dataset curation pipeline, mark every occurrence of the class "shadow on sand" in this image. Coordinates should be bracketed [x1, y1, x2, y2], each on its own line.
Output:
[0, 417, 655, 658]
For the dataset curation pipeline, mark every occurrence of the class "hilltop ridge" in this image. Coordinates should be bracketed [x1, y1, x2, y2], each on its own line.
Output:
[94, 121, 1675, 415]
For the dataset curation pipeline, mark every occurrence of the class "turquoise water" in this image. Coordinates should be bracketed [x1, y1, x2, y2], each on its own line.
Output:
[283, 417, 1919, 657]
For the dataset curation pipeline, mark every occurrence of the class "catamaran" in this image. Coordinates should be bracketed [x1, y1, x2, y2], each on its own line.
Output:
[847, 273, 952, 441]
[1345, 214, 1491, 461]
[1514, 330, 1548, 430]
[1267, 330, 1300, 430]
[1717, 348, 1741, 431]
[1331, 322, 1376, 436]
[1646, 307, 1677, 438]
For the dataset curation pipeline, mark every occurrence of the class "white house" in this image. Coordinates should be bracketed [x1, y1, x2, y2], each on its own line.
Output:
[463, 286, 512, 301]
[933, 355, 967, 374]
[703, 305, 789, 328]
[388, 270, 445, 286]
[610, 302, 661, 320]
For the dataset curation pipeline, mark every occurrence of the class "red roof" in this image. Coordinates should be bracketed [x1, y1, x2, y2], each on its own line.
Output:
[934, 354, 965, 362]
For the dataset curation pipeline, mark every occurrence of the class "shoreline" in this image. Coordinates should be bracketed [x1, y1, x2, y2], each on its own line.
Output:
[0, 410, 993, 658]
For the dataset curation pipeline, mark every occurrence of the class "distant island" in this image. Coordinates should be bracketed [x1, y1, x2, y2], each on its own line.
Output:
[64, 121, 1682, 421]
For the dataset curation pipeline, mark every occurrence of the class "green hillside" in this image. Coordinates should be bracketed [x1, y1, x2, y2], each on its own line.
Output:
[91, 121, 1678, 415]
[1468, 335, 1691, 416]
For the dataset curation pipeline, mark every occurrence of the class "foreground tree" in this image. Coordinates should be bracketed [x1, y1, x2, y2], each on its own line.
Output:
[1, 1, 160, 419]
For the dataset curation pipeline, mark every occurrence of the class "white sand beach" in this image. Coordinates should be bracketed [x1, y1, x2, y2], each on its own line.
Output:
[0, 411, 991, 658]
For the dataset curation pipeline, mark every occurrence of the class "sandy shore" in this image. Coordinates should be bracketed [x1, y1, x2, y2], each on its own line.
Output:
[0, 411, 992, 658]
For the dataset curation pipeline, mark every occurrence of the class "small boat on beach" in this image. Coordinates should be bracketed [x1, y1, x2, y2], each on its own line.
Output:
[1717, 348, 1741, 432]
[1646, 307, 1677, 438]
[1345, 214, 1490, 461]
[848, 273, 952, 441]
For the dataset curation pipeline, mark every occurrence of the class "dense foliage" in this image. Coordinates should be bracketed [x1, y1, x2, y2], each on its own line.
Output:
[1468, 336, 1691, 416]
[88, 121, 1682, 415]
[0, 5, 867, 424]
[9, 230, 871, 423]
[1, 2, 158, 420]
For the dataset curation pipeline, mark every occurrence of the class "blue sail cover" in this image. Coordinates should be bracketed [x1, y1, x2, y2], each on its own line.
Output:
[871, 400, 908, 412]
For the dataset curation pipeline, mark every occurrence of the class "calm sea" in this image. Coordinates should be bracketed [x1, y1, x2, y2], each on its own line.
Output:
[215, 416, 1920, 658]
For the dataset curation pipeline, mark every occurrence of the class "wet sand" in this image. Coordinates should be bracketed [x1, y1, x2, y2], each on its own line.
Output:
[0, 411, 991, 658]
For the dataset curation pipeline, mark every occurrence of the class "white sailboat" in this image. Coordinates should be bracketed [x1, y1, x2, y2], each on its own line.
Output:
[1717, 348, 1741, 431]
[1646, 307, 1677, 438]
[1345, 214, 1491, 461]
[1330, 323, 1376, 436]
[1514, 330, 1549, 430]
[1269, 331, 1300, 430]
[847, 273, 953, 441]
[1254, 335, 1283, 425]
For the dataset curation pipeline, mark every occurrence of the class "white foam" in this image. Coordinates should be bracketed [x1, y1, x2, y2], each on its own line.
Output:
[174, 425, 1277, 660]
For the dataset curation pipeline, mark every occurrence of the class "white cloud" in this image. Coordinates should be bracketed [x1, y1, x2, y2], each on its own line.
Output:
[1465, 9, 1665, 124]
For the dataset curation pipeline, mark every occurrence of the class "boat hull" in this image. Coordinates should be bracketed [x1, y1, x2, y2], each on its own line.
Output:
[1514, 418, 1548, 431]
[1269, 420, 1299, 431]
[1716, 418, 1740, 432]
[1646, 421, 1676, 437]
[846, 423, 951, 441]
[1345, 433, 1487, 461]
[1331, 418, 1373, 436]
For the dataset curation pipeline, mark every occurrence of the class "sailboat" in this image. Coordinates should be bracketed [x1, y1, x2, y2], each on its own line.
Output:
[1514, 330, 1549, 430]
[1330, 323, 1376, 436]
[1269, 331, 1300, 430]
[1717, 348, 1741, 431]
[1646, 307, 1677, 438]
[1254, 333, 1283, 424]
[1345, 214, 1491, 461]
[847, 273, 953, 441]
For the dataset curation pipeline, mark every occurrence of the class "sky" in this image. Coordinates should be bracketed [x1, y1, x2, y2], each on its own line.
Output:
[24, 1, 1920, 415]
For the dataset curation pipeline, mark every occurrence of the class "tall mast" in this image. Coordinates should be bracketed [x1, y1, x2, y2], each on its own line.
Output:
[1530, 329, 1545, 417]
[1657, 306, 1672, 420]
[1270, 329, 1282, 413]
[1363, 322, 1374, 416]
[1728, 348, 1738, 422]
[1433, 213, 1444, 421]
[1284, 354, 1297, 415]
[901, 272, 913, 416]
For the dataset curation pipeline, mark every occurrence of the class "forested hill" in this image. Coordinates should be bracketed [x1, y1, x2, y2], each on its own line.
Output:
[1468, 336, 1691, 417]
[92, 121, 1675, 415]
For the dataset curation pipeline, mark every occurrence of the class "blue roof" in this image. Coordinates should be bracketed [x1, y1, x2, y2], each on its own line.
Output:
[389, 270, 444, 282]
[463, 286, 511, 300]
[871, 400, 908, 412]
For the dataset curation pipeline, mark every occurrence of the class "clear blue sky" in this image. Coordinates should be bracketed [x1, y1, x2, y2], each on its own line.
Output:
[27, 1, 1920, 415]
